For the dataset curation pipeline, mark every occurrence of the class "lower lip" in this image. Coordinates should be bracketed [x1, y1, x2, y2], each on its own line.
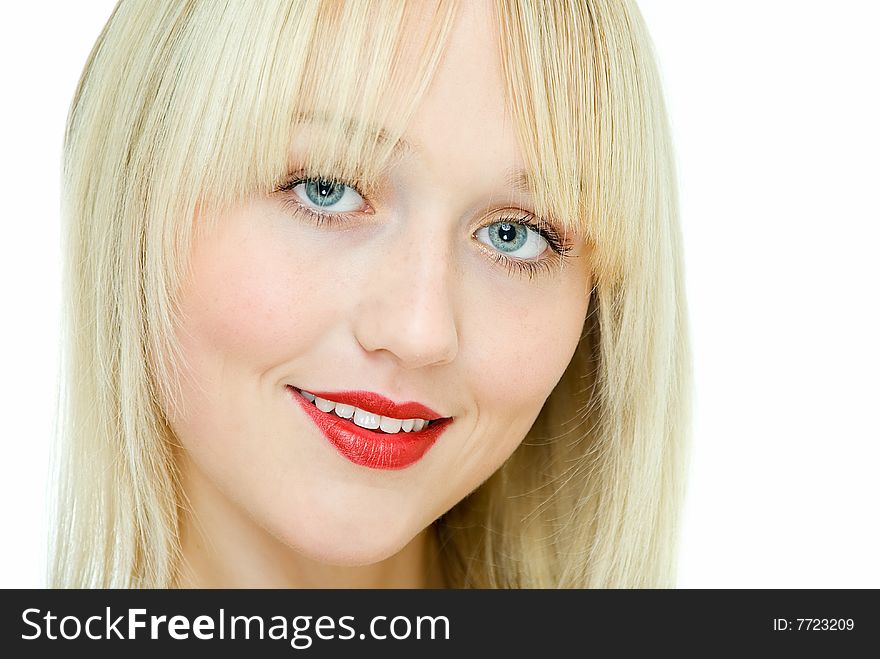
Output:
[287, 386, 452, 470]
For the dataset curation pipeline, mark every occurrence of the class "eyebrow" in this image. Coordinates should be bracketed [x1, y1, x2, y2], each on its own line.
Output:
[504, 169, 534, 195]
[293, 111, 535, 195]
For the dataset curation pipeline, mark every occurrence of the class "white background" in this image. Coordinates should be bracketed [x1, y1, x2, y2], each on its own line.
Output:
[1, 1, 877, 588]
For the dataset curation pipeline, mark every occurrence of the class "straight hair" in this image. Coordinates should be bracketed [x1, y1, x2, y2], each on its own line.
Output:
[52, 0, 691, 588]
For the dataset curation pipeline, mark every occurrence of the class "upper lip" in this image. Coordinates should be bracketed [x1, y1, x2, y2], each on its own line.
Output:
[294, 387, 447, 421]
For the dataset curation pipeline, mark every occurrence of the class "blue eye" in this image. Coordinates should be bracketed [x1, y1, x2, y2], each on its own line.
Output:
[292, 178, 365, 213]
[474, 221, 549, 260]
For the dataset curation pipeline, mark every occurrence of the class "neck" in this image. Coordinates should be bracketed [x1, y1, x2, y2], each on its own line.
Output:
[172, 457, 447, 589]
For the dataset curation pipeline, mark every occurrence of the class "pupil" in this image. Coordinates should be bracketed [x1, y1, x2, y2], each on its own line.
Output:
[498, 223, 516, 242]
[305, 178, 345, 207]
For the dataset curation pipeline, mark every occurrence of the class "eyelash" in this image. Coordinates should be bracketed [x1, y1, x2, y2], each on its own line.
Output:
[274, 175, 573, 280]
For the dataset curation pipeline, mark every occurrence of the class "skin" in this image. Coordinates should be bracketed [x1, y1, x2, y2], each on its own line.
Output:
[169, 0, 592, 588]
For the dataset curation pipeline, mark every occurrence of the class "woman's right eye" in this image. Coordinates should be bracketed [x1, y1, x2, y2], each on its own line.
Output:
[291, 178, 366, 213]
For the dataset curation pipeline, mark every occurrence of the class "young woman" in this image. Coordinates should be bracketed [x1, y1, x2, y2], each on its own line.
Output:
[52, 0, 691, 588]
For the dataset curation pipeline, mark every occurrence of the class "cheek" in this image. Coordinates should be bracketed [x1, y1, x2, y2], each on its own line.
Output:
[166, 206, 336, 474]
[449, 275, 590, 473]
[175, 214, 333, 378]
[473, 274, 587, 399]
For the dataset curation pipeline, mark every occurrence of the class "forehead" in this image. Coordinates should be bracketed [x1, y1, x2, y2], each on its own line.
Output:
[288, 110, 534, 192]
[290, 2, 531, 190]
[400, 1, 525, 171]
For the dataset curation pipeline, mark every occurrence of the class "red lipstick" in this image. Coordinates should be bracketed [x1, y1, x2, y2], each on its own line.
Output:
[287, 386, 453, 470]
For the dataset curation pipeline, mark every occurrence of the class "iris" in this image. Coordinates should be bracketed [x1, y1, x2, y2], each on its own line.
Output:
[487, 222, 527, 252]
[303, 179, 345, 207]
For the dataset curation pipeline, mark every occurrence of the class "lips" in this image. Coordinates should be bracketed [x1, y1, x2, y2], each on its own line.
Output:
[287, 386, 453, 470]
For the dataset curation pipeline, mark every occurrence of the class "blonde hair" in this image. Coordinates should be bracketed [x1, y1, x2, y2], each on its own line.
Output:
[52, 0, 691, 588]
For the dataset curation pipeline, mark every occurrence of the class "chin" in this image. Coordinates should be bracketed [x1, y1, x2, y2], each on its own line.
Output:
[271, 503, 423, 567]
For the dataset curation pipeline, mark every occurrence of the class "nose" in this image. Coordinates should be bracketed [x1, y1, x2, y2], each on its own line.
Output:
[352, 220, 459, 369]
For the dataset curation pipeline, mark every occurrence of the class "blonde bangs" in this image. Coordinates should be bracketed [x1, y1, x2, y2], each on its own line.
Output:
[497, 0, 674, 285]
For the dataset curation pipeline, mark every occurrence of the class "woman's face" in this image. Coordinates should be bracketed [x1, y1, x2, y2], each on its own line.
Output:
[170, 1, 592, 574]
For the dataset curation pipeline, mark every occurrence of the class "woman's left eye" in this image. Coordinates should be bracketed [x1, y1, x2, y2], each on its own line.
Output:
[292, 178, 365, 213]
[474, 221, 549, 260]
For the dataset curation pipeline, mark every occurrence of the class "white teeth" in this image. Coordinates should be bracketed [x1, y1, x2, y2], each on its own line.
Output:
[379, 416, 403, 433]
[334, 403, 355, 419]
[299, 389, 433, 434]
[353, 407, 381, 429]
[314, 396, 335, 413]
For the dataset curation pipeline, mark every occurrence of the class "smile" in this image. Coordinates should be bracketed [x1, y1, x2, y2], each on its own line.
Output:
[299, 389, 434, 434]
[287, 386, 453, 470]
